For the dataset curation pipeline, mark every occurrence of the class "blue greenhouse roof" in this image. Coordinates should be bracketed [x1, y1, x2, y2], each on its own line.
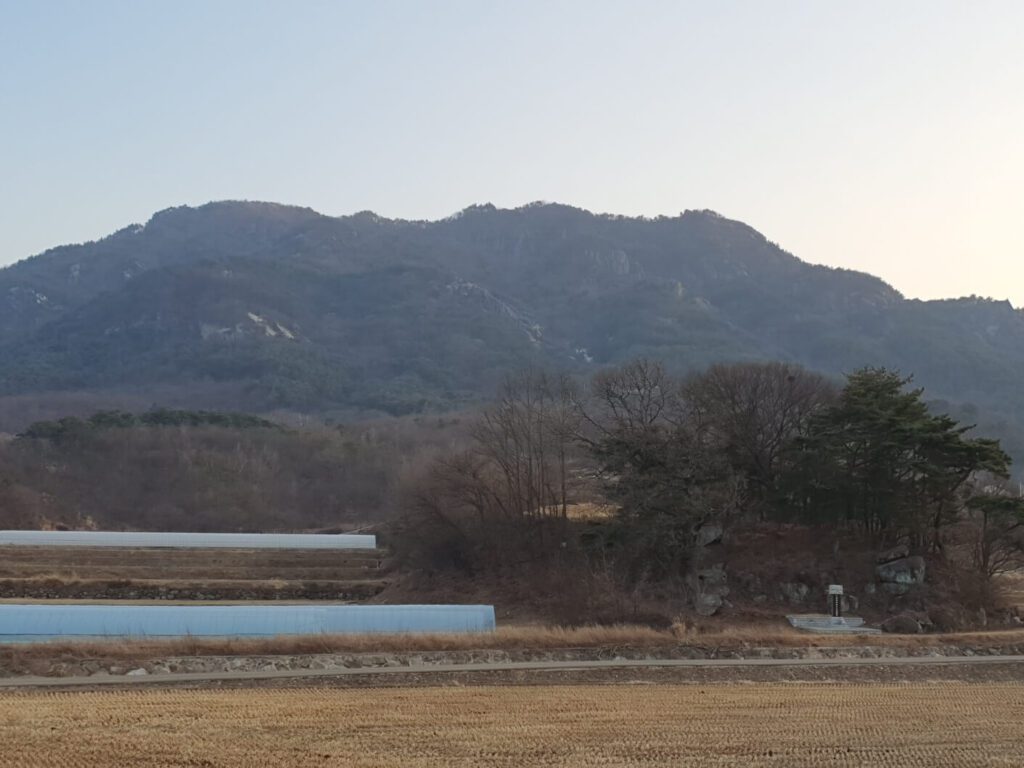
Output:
[0, 604, 496, 642]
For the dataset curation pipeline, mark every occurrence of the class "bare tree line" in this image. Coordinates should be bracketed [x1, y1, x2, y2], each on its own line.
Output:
[397, 359, 1023, 608]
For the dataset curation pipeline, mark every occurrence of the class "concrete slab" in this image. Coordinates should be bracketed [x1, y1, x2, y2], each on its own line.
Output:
[786, 614, 882, 635]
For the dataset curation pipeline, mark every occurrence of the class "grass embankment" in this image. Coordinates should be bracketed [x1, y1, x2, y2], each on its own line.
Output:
[2, 683, 1021, 767]
[3, 624, 1024, 676]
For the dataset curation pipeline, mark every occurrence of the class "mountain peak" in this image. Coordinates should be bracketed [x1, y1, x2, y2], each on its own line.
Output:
[146, 200, 324, 230]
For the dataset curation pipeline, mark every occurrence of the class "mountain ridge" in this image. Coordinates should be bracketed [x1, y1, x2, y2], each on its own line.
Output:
[1, 200, 1021, 460]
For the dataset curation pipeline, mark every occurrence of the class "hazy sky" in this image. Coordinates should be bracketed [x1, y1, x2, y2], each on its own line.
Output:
[3, 1, 1022, 305]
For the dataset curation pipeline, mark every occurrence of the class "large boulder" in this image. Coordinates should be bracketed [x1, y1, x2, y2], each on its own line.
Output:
[695, 564, 729, 594]
[875, 555, 926, 586]
[881, 613, 923, 634]
[694, 593, 724, 617]
[694, 523, 724, 548]
[690, 564, 729, 616]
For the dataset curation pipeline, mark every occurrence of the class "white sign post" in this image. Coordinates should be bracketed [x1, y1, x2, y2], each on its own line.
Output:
[828, 584, 844, 619]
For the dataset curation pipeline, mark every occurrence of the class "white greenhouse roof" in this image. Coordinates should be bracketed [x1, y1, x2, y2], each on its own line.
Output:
[0, 531, 377, 550]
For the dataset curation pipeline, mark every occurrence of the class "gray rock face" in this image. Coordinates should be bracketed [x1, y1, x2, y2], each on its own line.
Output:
[779, 582, 810, 605]
[695, 564, 729, 592]
[126, 667, 148, 677]
[876, 544, 910, 564]
[875, 555, 926, 586]
[694, 593, 724, 617]
[695, 524, 724, 547]
[691, 563, 729, 616]
[881, 614, 922, 634]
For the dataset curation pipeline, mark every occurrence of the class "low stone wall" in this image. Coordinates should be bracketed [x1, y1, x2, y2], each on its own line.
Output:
[8, 642, 1024, 680]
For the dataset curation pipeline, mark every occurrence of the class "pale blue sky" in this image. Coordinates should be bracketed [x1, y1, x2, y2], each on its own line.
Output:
[2, 1, 1022, 304]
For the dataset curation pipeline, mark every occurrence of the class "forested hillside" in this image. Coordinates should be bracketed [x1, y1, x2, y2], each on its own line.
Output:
[0, 409, 463, 532]
[1, 200, 1021, 457]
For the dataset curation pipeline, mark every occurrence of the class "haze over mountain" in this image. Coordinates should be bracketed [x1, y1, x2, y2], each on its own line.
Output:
[1, 200, 1021, 458]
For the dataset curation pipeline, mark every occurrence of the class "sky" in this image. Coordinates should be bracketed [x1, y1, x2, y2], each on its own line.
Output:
[2, 1, 1022, 305]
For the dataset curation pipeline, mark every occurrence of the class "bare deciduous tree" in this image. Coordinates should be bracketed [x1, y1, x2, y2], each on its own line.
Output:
[964, 479, 1024, 584]
[683, 362, 836, 513]
[587, 359, 679, 435]
[399, 371, 585, 573]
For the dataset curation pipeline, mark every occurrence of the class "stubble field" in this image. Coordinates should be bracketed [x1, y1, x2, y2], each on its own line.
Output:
[1, 682, 1021, 767]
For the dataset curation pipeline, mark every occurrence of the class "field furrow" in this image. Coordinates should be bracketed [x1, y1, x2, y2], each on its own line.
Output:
[1, 682, 1021, 767]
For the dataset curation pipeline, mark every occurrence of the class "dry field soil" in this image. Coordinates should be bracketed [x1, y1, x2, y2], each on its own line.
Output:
[1, 682, 1021, 767]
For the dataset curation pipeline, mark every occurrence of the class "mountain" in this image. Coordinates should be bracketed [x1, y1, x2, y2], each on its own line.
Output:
[1, 200, 1022, 457]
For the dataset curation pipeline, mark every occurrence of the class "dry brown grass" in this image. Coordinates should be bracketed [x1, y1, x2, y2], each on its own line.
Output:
[0, 545, 385, 582]
[562, 502, 618, 520]
[0, 576, 385, 592]
[2, 683, 1022, 766]
[668, 620, 1024, 647]
[0, 624, 672, 669]
[0, 545, 391, 602]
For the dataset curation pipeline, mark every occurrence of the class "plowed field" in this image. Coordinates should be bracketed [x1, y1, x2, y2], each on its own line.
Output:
[1, 682, 1021, 766]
